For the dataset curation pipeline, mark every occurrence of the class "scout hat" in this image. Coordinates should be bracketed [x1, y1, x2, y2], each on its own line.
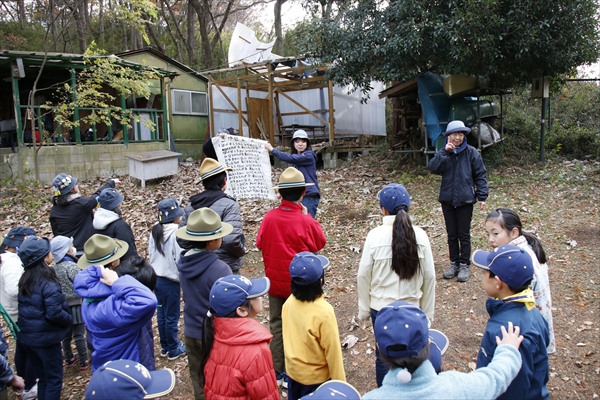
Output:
[289, 252, 330, 285]
[18, 237, 51, 269]
[78, 234, 129, 269]
[199, 158, 232, 181]
[472, 244, 534, 288]
[443, 120, 471, 136]
[209, 275, 270, 317]
[271, 167, 315, 190]
[85, 359, 176, 400]
[97, 188, 124, 211]
[157, 198, 184, 224]
[2, 226, 36, 248]
[300, 380, 362, 400]
[175, 207, 233, 242]
[377, 183, 410, 214]
[52, 173, 78, 196]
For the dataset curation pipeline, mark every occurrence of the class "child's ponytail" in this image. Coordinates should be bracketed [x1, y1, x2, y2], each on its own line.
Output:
[391, 210, 420, 280]
[200, 310, 216, 386]
[522, 232, 547, 264]
[151, 223, 165, 256]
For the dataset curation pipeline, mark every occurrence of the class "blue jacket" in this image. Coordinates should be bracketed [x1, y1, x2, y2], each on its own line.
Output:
[271, 149, 320, 197]
[17, 278, 72, 347]
[178, 250, 232, 340]
[477, 298, 549, 400]
[428, 144, 488, 207]
[74, 266, 157, 372]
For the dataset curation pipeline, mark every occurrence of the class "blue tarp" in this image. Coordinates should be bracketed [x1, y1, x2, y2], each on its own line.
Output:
[417, 72, 452, 144]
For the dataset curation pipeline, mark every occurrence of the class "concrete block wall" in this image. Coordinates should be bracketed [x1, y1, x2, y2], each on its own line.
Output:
[2, 142, 168, 185]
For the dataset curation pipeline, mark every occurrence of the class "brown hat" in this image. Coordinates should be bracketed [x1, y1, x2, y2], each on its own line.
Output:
[200, 158, 232, 181]
[271, 167, 315, 190]
[78, 234, 129, 269]
[176, 208, 233, 242]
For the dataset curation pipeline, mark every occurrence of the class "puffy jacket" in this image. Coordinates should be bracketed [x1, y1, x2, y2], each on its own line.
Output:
[50, 179, 115, 250]
[17, 278, 72, 347]
[256, 200, 326, 298]
[204, 317, 279, 400]
[0, 252, 23, 321]
[428, 144, 488, 207]
[477, 298, 549, 400]
[148, 223, 182, 282]
[178, 250, 232, 340]
[271, 149, 320, 197]
[74, 266, 157, 372]
[93, 208, 138, 260]
[180, 191, 245, 271]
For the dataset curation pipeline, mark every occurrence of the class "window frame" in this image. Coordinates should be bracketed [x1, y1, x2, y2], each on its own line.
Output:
[171, 89, 208, 116]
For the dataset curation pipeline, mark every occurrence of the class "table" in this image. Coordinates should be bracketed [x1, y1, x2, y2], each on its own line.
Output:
[125, 150, 181, 188]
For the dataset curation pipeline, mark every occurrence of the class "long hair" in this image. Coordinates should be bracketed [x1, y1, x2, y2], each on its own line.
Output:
[19, 261, 61, 297]
[151, 223, 166, 256]
[391, 210, 420, 280]
[486, 208, 547, 264]
[290, 138, 312, 154]
[200, 300, 251, 385]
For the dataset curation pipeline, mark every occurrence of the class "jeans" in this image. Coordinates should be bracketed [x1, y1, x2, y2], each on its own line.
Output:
[22, 343, 63, 400]
[302, 195, 320, 219]
[155, 277, 181, 355]
[185, 336, 205, 400]
[370, 308, 391, 387]
[62, 323, 88, 362]
[441, 203, 474, 265]
[15, 340, 36, 391]
[288, 377, 322, 400]
[269, 294, 287, 373]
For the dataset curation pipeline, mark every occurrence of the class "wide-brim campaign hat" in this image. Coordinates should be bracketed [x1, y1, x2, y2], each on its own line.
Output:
[176, 207, 233, 242]
[199, 158, 232, 181]
[444, 120, 471, 136]
[85, 359, 176, 400]
[271, 167, 315, 190]
[78, 234, 129, 269]
[428, 329, 449, 373]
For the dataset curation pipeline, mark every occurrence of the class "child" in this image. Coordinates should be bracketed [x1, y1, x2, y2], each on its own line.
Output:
[17, 237, 73, 400]
[484, 208, 555, 354]
[149, 198, 186, 360]
[74, 236, 157, 372]
[300, 381, 362, 400]
[283, 252, 345, 399]
[266, 130, 321, 218]
[357, 183, 436, 386]
[201, 275, 278, 399]
[363, 300, 524, 399]
[50, 236, 89, 370]
[93, 188, 137, 260]
[428, 120, 488, 282]
[472, 245, 550, 399]
[176, 207, 233, 400]
[256, 167, 327, 381]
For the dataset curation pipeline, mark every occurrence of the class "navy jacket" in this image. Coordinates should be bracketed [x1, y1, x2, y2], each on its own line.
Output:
[428, 144, 488, 207]
[477, 298, 549, 400]
[17, 278, 72, 347]
[178, 250, 232, 340]
[271, 149, 321, 197]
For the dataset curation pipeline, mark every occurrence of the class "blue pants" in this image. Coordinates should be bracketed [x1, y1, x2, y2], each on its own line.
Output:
[302, 195, 320, 219]
[288, 377, 322, 400]
[22, 343, 63, 400]
[155, 277, 181, 355]
[15, 340, 37, 391]
[371, 308, 391, 387]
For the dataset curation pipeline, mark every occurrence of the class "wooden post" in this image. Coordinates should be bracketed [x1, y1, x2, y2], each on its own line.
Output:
[11, 76, 22, 144]
[237, 79, 243, 135]
[209, 74, 215, 139]
[268, 63, 275, 144]
[328, 79, 335, 143]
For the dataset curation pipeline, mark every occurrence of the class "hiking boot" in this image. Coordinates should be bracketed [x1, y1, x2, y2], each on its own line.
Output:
[443, 262, 459, 279]
[457, 263, 470, 282]
[168, 341, 187, 361]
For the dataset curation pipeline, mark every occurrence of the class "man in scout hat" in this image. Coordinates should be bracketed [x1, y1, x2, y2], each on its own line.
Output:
[176, 207, 233, 400]
[179, 158, 245, 272]
[256, 167, 327, 386]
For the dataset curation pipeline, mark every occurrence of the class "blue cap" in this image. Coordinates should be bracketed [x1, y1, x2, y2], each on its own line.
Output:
[300, 380, 362, 400]
[289, 252, 329, 285]
[374, 301, 430, 359]
[18, 237, 50, 269]
[85, 359, 176, 400]
[52, 173, 78, 196]
[97, 188, 124, 211]
[428, 329, 449, 373]
[157, 198, 184, 224]
[472, 245, 534, 288]
[377, 183, 410, 214]
[210, 275, 270, 317]
[2, 226, 36, 248]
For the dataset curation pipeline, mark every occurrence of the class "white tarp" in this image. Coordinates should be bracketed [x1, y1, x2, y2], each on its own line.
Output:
[228, 23, 277, 67]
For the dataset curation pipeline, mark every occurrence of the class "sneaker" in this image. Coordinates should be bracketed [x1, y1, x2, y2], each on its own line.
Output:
[64, 355, 78, 368]
[22, 383, 38, 400]
[160, 348, 168, 358]
[457, 263, 470, 282]
[276, 371, 289, 389]
[80, 359, 91, 370]
[167, 342, 186, 361]
[443, 262, 459, 279]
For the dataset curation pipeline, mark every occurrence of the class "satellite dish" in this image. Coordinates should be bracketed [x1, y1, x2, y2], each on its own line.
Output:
[228, 23, 277, 67]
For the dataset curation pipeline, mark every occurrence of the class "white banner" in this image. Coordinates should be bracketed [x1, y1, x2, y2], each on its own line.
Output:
[212, 135, 277, 200]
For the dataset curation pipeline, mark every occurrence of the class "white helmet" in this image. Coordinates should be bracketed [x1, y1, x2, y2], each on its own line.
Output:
[292, 130, 309, 141]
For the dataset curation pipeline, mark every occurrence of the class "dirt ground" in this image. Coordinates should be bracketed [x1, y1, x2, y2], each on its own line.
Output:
[1, 152, 599, 399]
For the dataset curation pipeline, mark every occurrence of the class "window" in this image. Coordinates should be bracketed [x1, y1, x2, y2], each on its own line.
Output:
[172, 89, 208, 115]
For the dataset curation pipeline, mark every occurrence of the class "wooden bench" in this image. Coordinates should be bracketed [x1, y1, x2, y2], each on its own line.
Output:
[125, 150, 181, 188]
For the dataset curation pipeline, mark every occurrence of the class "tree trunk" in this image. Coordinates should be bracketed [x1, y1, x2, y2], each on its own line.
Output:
[274, 0, 287, 55]
[99, 0, 105, 46]
[187, 0, 198, 68]
[146, 23, 165, 53]
[161, 0, 184, 62]
[191, 0, 213, 69]
[72, 0, 88, 52]
[17, 0, 26, 28]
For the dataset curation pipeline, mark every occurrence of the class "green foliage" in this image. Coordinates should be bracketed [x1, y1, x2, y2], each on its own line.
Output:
[0, 22, 47, 50]
[1, 166, 47, 221]
[302, 0, 600, 95]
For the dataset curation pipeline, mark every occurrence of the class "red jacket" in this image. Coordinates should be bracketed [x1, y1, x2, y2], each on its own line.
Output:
[256, 200, 327, 298]
[203, 317, 279, 400]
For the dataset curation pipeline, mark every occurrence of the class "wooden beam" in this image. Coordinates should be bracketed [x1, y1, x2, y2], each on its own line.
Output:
[277, 90, 330, 126]
[237, 79, 243, 136]
[328, 80, 335, 143]
[267, 63, 275, 144]
[212, 81, 249, 126]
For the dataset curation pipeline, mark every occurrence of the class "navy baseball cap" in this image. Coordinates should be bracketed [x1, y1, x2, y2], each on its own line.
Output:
[209, 275, 270, 317]
[85, 359, 176, 400]
[18, 237, 51, 269]
[2, 226, 36, 248]
[300, 380, 361, 399]
[97, 188, 124, 211]
[289, 252, 329, 285]
[472, 245, 534, 288]
[377, 183, 410, 214]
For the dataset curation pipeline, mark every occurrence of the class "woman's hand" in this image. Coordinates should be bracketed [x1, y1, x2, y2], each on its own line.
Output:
[479, 201, 486, 211]
[265, 143, 273, 152]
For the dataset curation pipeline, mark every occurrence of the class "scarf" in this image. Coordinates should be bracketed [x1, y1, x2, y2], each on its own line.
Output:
[503, 288, 536, 310]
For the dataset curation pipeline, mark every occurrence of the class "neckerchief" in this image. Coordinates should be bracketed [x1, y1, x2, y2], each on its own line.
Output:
[503, 288, 536, 310]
